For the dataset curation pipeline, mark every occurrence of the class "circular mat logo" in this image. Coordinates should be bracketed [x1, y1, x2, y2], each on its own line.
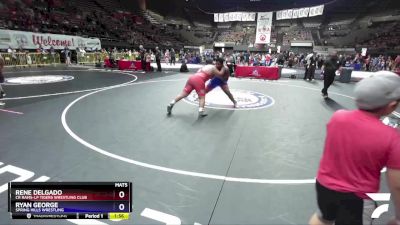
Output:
[184, 89, 274, 110]
[5, 75, 74, 85]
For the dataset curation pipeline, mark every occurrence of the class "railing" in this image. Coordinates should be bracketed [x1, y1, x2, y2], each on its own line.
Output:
[1, 53, 61, 67]
[77, 53, 139, 64]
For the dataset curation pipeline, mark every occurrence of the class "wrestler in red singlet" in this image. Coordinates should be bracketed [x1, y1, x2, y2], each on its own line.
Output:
[167, 58, 226, 117]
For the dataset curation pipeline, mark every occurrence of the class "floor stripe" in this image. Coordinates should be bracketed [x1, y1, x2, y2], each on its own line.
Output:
[32, 176, 50, 182]
[61, 78, 391, 184]
[0, 109, 24, 115]
[2, 72, 138, 101]
[61, 79, 315, 184]
[5, 69, 90, 74]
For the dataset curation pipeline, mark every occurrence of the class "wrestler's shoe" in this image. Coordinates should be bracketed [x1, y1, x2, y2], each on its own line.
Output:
[0, 91, 5, 98]
[0, 102, 5, 106]
[233, 100, 237, 108]
[198, 110, 208, 118]
[167, 104, 174, 115]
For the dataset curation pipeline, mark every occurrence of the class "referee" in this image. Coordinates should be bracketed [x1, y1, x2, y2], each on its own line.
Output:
[155, 47, 162, 72]
[321, 52, 340, 98]
[309, 72, 400, 225]
[139, 45, 146, 71]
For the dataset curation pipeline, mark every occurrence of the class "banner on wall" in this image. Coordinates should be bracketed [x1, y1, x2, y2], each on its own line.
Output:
[287, 9, 293, 19]
[276, 5, 321, 20]
[250, 13, 256, 21]
[292, 9, 299, 19]
[223, 13, 229, 22]
[214, 12, 256, 22]
[218, 13, 223, 22]
[236, 12, 242, 21]
[309, 5, 324, 17]
[255, 12, 273, 44]
[0, 29, 101, 50]
[229, 12, 234, 21]
[276, 11, 282, 20]
[316, 5, 324, 16]
[361, 48, 367, 56]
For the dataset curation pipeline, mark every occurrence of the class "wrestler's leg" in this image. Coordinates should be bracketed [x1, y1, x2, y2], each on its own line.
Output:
[221, 84, 237, 107]
[167, 78, 193, 115]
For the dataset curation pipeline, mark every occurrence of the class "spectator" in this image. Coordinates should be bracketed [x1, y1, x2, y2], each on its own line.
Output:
[155, 47, 162, 72]
[309, 72, 400, 225]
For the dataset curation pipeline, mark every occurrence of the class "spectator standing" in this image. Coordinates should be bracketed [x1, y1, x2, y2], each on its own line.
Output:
[50, 46, 55, 64]
[170, 48, 176, 66]
[139, 45, 146, 71]
[309, 72, 400, 225]
[8, 46, 17, 68]
[365, 55, 371, 71]
[63, 47, 71, 66]
[164, 49, 170, 66]
[155, 47, 162, 72]
[321, 52, 340, 98]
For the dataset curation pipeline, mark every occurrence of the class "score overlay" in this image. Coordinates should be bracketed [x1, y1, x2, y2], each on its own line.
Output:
[8, 182, 132, 219]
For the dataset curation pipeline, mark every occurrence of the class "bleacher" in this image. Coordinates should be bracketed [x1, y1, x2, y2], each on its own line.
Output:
[281, 27, 312, 46]
[0, 0, 185, 49]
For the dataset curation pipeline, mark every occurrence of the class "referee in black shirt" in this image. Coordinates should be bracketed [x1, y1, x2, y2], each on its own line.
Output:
[155, 47, 162, 72]
[321, 52, 340, 98]
[139, 45, 146, 71]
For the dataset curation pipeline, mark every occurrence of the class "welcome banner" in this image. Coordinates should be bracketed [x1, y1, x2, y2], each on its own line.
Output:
[0, 29, 101, 50]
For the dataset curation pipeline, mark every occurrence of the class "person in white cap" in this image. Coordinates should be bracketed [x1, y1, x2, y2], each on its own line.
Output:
[309, 71, 400, 225]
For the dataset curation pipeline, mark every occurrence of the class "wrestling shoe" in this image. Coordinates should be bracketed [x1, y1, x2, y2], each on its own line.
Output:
[322, 93, 328, 99]
[198, 110, 208, 118]
[0, 102, 5, 106]
[167, 104, 174, 115]
[233, 100, 237, 108]
[0, 91, 5, 98]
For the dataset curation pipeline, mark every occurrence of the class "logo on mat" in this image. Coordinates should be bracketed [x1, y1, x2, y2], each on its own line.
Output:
[5, 75, 74, 85]
[184, 89, 274, 110]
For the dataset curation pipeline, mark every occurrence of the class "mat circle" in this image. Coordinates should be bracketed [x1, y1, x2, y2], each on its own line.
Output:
[5, 75, 74, 85]
[184, 89, 275, 110]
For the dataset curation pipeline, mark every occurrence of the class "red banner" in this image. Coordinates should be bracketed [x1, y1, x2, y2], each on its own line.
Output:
[117, 60, 143, 70]
[235, 66, 280, 80]
[104, 59, 150, 71]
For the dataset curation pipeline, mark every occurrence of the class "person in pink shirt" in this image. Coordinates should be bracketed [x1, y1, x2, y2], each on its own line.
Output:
[309, 71, 400, 225]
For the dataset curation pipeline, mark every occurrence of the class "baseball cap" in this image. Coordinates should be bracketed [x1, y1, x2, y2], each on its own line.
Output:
[354, 71, 400, 110]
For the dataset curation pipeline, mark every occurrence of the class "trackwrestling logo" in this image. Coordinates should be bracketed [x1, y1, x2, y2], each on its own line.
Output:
[5, 75, 74, 85]
[185, 89, 274, 110]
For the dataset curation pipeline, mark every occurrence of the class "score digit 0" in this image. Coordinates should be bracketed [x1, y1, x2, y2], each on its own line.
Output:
[119, 191, 125, 199]
[119, 203, 125, 211]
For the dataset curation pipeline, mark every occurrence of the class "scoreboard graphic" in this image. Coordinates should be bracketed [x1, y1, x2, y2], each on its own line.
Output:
[8, 182, 132, 220]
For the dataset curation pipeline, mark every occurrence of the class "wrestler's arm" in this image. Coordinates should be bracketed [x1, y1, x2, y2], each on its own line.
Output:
[221, 67, 230, 82]
[212, 66, 226, 78]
